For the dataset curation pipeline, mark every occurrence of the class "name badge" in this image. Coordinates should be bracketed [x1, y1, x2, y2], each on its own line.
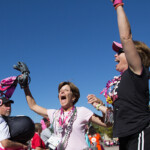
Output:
[47, 134, 61, 149]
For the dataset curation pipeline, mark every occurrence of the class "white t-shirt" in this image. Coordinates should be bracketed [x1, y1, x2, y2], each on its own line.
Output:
[0, 116, 10, 141]
[47, 107, 93, 150]
[41, 127, 52, 145]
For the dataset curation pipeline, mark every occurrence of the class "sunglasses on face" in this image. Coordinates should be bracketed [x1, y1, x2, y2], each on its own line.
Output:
[117, 48, 124, 55]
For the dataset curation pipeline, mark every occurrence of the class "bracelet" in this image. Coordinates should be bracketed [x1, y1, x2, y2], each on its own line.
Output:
[96, 103, 103, 110]
[115, 3, 124, 10]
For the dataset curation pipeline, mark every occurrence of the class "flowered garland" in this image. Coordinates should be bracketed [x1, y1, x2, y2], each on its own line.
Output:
[100, 75, 121, 104]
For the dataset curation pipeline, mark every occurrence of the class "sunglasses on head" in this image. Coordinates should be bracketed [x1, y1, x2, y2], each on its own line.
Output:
[117, 48, 124, 55]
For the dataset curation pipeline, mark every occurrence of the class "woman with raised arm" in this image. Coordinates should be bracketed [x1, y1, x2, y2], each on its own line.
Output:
[88, 1, 150, 150]
[22, 80, 111, 150]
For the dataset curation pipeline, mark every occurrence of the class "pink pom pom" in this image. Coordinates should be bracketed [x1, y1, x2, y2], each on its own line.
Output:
[40, 119, 46, 130]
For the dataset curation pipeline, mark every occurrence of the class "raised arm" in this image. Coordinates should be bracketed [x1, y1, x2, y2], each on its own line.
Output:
[24, 86, 48, 118]
[87, 94, 107, 114]
[114, 0, 142, 74]
[90, 113, 112, 128]
[87, 94, 113, 127]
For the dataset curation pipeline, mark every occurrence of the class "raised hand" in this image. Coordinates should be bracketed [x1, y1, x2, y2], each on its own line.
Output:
[13, 62, 31, 88]
[87, 94, 103, 107]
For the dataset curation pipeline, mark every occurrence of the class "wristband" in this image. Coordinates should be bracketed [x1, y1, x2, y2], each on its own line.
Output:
[96, 103, 103, 110]
[113, 0, 123, 7]
[115, 3, 124, 10]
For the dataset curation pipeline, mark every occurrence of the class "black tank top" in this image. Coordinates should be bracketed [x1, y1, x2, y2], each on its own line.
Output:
[113, 67, 150, 137]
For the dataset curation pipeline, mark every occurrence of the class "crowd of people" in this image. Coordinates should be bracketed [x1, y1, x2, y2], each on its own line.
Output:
[0, 0, 150, 150]
[24, 119, 105, 150]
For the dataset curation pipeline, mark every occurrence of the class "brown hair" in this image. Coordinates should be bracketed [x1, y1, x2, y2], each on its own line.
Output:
[133, 40, 150, 68]
[88, 126, 97, 136]
[58, 81, 80, 105]
[35, 123, 42, 132]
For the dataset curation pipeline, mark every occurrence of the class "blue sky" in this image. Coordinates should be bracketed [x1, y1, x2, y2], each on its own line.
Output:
[0, 0, 150, 122]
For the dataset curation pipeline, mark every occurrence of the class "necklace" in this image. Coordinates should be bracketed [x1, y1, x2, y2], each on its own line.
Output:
[100, 75, 121, 104]
[59, 107, 76, 149]
[58, 107, 74, 133]
[52, 106, 77, 149]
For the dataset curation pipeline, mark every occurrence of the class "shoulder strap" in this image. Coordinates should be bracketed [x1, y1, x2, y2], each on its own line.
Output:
[50, 110, 60, 133]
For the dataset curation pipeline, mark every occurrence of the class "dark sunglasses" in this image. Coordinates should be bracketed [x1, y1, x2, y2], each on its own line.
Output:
[117, 48, 124, 55]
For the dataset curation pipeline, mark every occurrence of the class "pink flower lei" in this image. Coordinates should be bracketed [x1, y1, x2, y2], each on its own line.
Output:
[100, 75, 121, 104]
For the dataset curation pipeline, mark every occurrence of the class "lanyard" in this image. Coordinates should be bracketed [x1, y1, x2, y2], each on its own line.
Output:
[59, 106, 75, 127]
